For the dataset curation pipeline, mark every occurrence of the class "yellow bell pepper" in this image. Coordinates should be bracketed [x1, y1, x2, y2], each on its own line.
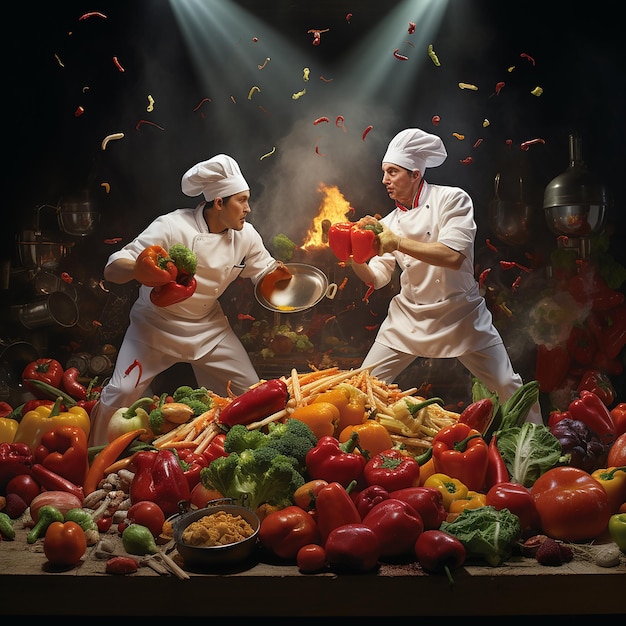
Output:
[13, 397, 90, 451]
[423, 472, 469, 511]
[0, 417, 18, 444]
[338, 419, 393, 457]
[591, 466, 626, 513]
[448, 490, 488, 515]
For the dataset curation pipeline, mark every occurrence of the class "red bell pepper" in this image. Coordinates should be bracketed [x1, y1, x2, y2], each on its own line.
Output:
[415, 529, 466, 586]
[362, 497, 424, 559]
[432, 423, 489, 491]
[315, 480, 361, 545]
[202, 433, 228, 466]
[610, 403, 626, 438]
[33, 425, 89, 486]
[566, 324, 597, 366]
[133, 245, 178, 287]
[534, 344, 571, 393]
[598, 303, 626, 359]
[568, 262, 625, 311]
[177, 448, 209, 490]
[218, 378, 289, 427]
[363, 448, 420, 491]
[324, 523, 380, 573]
[150, 271, 197, 307]
[350, 222, 382, 264]
[0, 402, 13, 419]
[258, 505, 320, 561]
[328, 222, 354, 261]
[61, 367, 88, 401]
[388, 486, 448, 530]
[0, 442, 33, 491]
[352, 484, 390, 519]
[305, 432, 367, 487]
[22, 359, 64, 398]
[568, 390, 615, 445]
[577, 369, 616, 407]
[129, 449, 191, 517]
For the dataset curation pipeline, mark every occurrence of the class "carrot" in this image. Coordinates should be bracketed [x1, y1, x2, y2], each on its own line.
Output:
[84, 428, 146, 495]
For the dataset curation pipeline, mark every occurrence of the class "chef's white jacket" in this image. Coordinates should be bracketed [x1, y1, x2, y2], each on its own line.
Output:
[367, 181, 502, 358]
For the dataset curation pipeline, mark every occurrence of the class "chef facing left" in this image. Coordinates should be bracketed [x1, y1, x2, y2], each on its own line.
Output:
[88, 153, 282, 446]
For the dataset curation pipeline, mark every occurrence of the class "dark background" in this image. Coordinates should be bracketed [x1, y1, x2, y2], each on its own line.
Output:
[2, 0, 625, 396]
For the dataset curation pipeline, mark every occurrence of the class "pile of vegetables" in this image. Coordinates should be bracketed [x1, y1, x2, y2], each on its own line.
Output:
[1, 363, 625, 577]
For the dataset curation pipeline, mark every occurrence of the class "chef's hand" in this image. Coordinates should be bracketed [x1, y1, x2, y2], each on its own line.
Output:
[376, 224, 400, 255]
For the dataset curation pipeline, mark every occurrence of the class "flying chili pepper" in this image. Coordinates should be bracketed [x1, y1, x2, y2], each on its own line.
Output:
[495, 81, 505, 95]
[393, 49, 409, 61]
[79, 11, 107, 20]
[61, 272, 73, 284]
[460, 157, 473, 165]
[135, 120, 165, 131]
[320, 76, 334, 82]
[478, 268, 491, 288]
[363, 284, 375, 303]
[362, 125, 373, 141]
[512, 275, 522, 291]
[473, 139, 483, 148]
[124, 359, 143, 388]
[103, 238, 122, 245]
[193, 97, 211, 111]
[515, 262, 531, 273]
[499, 261, 517, 270]
[74, 106, 85, 117]
[346, 13, 352, 23]
[432, 115, 441, 126]
[336, 115, 346, 131]
[408, 22, 416, 34]
[113, 56, 125, 72]
[520, 52, 536, 65]
[237, 313, 255, 321]
[314, 117, 330, 125]
[521, 138, 545, 151]
[485, 239, 498, 252]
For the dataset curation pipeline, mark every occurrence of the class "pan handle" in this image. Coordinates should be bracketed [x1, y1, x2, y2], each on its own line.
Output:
[325, 282, 338, 300]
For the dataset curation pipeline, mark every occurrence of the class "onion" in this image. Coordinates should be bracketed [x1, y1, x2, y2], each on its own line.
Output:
[29, 491, 83, 523]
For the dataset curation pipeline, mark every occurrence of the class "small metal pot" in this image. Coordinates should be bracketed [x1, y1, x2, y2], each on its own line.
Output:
[57, 192, 100, 236]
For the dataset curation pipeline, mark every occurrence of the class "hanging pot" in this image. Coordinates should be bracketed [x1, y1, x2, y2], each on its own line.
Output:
[488, 173, 533, 246]
[12, 292, 79, 329]
[56, 191, 100, 236]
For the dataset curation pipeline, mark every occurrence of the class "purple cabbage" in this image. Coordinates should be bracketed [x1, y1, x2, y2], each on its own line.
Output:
[549, 418, 608, 473]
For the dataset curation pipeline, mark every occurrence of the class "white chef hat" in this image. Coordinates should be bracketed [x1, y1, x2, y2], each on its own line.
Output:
[181, 154, 249, 202]
[382, 128, 447, 174]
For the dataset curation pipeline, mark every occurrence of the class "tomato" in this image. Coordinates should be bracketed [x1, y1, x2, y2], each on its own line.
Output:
[126, 501, 166, 538]
[485, 481, 540, 534]
[5, 474, 41, 506]
[189, 482, 223, 510]
[22, 358, 64, 396]
[607, 432, 626, 467]
[296, 543, 327, 573]
[96, 516, 113, 533]
[43, 520, 87, 567]
[258, 505, 320, 561]
[531, 466, 612, 542]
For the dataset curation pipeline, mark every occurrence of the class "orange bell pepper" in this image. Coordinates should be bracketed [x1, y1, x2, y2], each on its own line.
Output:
[289, 402, 340, 439]
[313, 384, 367, 435]
[338, 420, 393, 457]
[418, 456, 437, 486]
[133, 245, 178, 287]
[448, 490, 487, 515]
[591, 466, 626, 513]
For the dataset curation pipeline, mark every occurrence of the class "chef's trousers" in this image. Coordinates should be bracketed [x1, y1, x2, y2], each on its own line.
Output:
[362, 341, 543, 424]
[88, 327, 260, 446]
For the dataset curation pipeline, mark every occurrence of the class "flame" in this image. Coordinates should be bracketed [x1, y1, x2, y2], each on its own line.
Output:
[301, 183, 353, 249]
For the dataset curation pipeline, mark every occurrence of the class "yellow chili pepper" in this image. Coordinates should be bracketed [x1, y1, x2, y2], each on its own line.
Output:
[448, 490, 488, 515]
[338, 419, 393, 457]
[289, 402, 340, 440]
[591, 466, 626, 513]
[423, 472, 469, 511]
[13, 397, 90, 451]
[313, 384, 367, 435]
[0, 417, 18, 444]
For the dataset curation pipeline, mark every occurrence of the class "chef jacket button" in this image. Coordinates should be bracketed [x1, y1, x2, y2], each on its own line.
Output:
[213, 288, 219, 294]
[435, 279, 440, 284]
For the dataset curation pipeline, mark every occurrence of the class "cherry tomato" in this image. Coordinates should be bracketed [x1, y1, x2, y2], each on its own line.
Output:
[531, 466, 612, 542]
[485, 481, 540, 534]
[126, 501, 166, 538]
[96, 516, 113, 533]
[43, 521, 87, 567]
[296, 543, 327, 573]
[5, 474, 41, 506]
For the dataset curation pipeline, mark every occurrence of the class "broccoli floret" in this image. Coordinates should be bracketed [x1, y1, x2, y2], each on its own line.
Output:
[169, 243, 197, 275]
[184, 398, 212, 417]
[264, 418, 317, 472]
[224, 424, 270, 453]
[173, 385, 194, 402]
[148, 408, 166, 434]
[272, 233, 297, 262]
[200, 447, 305, 511]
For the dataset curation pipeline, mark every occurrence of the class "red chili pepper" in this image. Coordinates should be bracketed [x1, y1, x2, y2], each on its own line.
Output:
[218, 378, 289, 427]
[305, 432, 367, 488]
[135, 119, 165, 131]
[484, 433, 509, 490]
[30, 463, 84, 501]
[568, 390, 615, 445]
[457, 398, 495, 436]
[520, 52, 536, 65]
[393, 48, 409, 61]
[150, 272, 197, 307]
[363, 283, 375, 303]
[499, 260, 517, 270]
[61, 367, 88, 401]
[313, 116, 330, 125]
[478, 268, 491, 288]
[113, 56, 125, 72]
[494, 81, 505, 95]
[362, 125, 373, 141]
